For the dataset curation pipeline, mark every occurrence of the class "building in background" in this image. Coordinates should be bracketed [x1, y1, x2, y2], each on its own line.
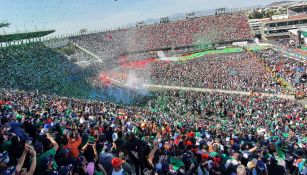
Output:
[261, 15, 307, 40]
[248, 1, 307, 44]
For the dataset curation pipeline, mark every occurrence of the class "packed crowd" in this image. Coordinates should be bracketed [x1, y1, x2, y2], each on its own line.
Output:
[113, 49, 306, 95]
[71, 13, 253, 59]
[145, 52, 282, 94]
[0, 90, 306, 175]
[1, 13, 307, 175]
[0, 43, 94, 98]
[257, 49, 307, 94]
[70, 50, 97, 63]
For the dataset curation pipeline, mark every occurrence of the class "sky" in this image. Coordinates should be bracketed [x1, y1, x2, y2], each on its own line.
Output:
[0, 0, 299, 35]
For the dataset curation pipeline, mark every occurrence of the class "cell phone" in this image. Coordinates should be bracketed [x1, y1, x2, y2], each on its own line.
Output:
[26, 140, 32, 146]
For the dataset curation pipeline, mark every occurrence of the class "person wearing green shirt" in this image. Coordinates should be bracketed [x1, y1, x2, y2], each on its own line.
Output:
[0, 134, 12, 152]
[34, 133, 59, 175]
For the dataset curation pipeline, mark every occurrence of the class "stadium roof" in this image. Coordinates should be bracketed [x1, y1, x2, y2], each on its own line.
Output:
[262, 15, 307, 23]
[0, 29, 55, 42]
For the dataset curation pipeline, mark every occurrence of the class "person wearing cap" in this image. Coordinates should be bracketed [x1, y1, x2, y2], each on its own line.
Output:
[59, 164, 73, 175]
[41, 155, 57, 175]
[99, 141, 114, 175]
[34, 133, 59, 175]
[0, 151, 13, 175]
[111, 157, 131, 175]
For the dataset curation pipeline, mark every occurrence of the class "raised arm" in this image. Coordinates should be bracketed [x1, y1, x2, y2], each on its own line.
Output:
[15, 148, 27, 172]
[147, 142, 159, 167]
[46, 133, 59, 151]
[27, 147, 36, 175]
[92, 143, 98, 162]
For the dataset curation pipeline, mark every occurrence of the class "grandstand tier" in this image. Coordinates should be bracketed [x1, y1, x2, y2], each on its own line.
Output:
[0, 29, 55, 42]
[71, 13, 254, 57]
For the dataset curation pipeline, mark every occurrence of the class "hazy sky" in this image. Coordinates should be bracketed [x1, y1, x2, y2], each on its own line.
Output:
[0, 0, 297, 35]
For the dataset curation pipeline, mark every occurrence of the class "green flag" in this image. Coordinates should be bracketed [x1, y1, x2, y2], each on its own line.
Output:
[170, 157, 184, 171]
[276, 146, 285, 160]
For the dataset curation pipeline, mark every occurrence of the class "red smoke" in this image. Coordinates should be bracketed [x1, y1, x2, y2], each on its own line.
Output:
[120, 57, 157, 69]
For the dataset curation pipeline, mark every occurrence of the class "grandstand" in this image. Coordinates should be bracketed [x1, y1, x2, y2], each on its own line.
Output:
[0, 29, 55, 42]
[71, 12, 254, 56]
[0, 29, 55, 48]
[0, 4, 306, 175]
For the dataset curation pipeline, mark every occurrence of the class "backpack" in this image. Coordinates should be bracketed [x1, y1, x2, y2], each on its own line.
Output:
[247, 167, 265, 175]
[226, 163, 239, 175]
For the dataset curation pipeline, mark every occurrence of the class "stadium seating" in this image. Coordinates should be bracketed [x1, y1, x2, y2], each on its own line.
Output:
[0, 43, 93, 98]
[71, 13, 253, 58]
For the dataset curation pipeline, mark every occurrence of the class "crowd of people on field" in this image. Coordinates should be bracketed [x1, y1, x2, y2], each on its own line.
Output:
[256, 49, 307, 94]
[0, 90, 306, 175]
[147, 52, 283, 94]
[1, 41, 306, 100]
[111, 49, 306, 96]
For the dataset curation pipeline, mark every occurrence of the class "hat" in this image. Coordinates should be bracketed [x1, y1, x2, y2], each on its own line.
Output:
[1, 167, 15, 175]
[195, 132, 202, 138]
[59, 164, 74, 175]
[0, 151, 9, 164]
[169, 157, 184, 171]
[187, 132, 195, 138]
[44, 124, 52, 129]
[111, 157, 123, 167]
[102, 141, 112, 152]
[34, 142, 44, 154]
[41, 155, 54, 169]
[40, 128, 49, 136]
[16, 114, 23, 120]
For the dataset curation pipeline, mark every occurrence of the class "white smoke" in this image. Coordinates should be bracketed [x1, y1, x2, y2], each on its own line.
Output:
[157, 51, 166, 59]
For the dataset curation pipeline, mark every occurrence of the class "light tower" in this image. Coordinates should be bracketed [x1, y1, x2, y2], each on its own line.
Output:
[0, 21, 10, 28]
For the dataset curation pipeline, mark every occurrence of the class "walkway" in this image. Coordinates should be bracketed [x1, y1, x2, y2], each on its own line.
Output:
[70, 42, 100, 60]
[143, 84, 295, 100]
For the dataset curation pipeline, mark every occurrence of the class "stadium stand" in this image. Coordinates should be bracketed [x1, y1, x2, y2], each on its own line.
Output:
[0, 8, 306, 175]
[0, 43, 92, 98]
[71, 13, 253, 58]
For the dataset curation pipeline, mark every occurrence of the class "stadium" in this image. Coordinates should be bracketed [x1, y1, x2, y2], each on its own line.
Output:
[0, 1, 306, 175]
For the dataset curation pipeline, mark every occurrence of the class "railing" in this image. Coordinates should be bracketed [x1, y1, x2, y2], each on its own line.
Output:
[263, 32, 290, 37]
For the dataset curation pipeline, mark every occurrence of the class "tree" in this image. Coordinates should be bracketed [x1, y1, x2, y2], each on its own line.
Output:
[249, 10, 264, 19]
